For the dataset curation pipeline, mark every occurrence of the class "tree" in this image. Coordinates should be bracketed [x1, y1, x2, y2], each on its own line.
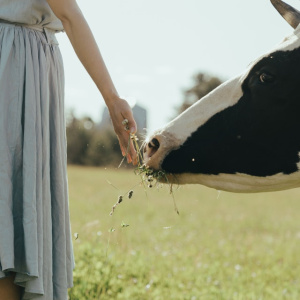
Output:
[66, 115, 94, 165]
[177, 72, 223, 115]
[85, 129, 122, 167]
[66, 113, 123, 167]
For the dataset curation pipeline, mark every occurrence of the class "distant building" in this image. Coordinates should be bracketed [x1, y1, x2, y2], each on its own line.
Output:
[99, 103, 147, 135]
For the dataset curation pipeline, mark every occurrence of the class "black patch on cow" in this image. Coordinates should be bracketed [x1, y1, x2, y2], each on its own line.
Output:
[162, 47, 300, 176]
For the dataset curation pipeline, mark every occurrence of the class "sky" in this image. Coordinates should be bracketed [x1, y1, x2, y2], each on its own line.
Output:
[57, 0, 300, 133]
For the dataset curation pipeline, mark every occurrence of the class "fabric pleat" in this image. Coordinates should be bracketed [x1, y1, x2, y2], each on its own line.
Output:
[0, 23, 74, 300]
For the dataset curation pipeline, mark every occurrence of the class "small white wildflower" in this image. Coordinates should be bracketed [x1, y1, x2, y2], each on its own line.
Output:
[235, 264, 242, 271]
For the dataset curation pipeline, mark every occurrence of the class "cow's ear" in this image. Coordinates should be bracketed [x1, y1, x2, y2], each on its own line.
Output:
[271, 0, 300, 29]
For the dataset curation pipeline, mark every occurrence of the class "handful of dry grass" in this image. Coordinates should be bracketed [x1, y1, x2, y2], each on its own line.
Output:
[110, 133, 179, 215]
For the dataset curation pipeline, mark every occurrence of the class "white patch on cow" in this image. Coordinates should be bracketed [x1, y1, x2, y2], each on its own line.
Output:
[166, 172, 300, 193]
[163, 75, 244, 144]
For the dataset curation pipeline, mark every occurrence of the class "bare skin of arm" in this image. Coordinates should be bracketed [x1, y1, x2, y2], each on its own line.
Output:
[47, 0, 137, 164]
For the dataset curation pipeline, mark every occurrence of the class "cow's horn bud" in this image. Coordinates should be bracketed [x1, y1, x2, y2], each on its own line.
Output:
[271, 0, 300, 29]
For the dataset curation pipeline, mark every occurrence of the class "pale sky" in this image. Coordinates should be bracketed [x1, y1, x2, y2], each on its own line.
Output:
[57, 0, 299, 133]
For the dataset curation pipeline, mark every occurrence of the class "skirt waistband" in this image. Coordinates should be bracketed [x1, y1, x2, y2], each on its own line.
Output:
[0, 20, 59, 45]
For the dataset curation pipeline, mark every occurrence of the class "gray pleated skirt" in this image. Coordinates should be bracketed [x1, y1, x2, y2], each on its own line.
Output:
[0, 23, 74, 299]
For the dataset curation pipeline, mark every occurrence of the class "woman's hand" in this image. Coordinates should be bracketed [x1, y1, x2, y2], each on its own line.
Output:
[107, 98, 137, 165]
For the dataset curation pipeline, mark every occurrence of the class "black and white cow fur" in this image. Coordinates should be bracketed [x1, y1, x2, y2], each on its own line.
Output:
[144, 0, 300, 192]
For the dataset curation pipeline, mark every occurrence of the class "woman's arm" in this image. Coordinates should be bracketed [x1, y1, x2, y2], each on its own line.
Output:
[47, 0, 137, 164]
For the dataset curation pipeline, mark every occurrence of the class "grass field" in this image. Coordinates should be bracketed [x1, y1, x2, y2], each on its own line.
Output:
[67, 165, 300, 300]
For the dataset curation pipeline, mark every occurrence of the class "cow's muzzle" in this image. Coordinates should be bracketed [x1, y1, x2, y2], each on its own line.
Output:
[143, 130, 181, 170]
[143, 135, 163, 170]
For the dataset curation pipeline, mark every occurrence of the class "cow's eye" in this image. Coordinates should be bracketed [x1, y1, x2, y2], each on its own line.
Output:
[259, 72, 274, 83]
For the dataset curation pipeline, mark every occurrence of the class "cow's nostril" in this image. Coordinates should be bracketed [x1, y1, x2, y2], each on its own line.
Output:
[148, 138, 160, 149]
[146, 138, 160, 158]
[153, 138, 160, 148]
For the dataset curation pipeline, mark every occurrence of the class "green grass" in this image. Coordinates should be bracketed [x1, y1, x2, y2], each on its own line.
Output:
[67, 165, 300, 300]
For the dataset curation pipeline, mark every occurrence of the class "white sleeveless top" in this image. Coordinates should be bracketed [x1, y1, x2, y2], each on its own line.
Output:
[0, 0, 63, 31]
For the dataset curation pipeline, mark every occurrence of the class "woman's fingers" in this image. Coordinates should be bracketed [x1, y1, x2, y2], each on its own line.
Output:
[118, 128, 137, 165]
[124, 117, 137, 164]
[119, 143, 126, 157]
[130, 141, 138, 165]
[108, 98, 138, 165]
[118, 136, 136, 164]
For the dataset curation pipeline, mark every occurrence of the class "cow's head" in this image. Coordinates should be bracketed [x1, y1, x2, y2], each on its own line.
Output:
[144, 0, 300, 193]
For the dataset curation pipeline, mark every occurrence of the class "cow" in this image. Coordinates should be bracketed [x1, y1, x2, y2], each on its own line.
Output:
[143, 0, 300, 193]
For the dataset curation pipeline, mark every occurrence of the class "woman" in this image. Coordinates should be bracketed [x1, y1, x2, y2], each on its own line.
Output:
[0, 0, 137, 299]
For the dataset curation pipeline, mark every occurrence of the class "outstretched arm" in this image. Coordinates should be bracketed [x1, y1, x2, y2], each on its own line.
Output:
[47, 0, 137, 164]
